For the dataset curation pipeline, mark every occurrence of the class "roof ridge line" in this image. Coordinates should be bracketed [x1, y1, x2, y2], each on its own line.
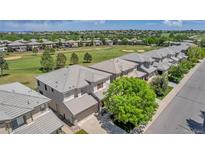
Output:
[62, 67, 71, 92]
[0, 102, 33, 110]
[0, 89, 48, 100]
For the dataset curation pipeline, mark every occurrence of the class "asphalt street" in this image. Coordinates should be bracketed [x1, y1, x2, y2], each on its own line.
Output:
[146, 61, 205, 134]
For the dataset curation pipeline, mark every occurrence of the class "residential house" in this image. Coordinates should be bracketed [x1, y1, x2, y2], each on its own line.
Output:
[121, 53, 157, 80]
[89, 58, 141, 81]
[129, 38, 145, 45]
[93, 39, 103, 46]
[143, 48, 172, 74]
[26, 40, 41, 51]
[67, 40, 79, 48]
[7, 40, 27, 52]
[0, 82, 63, 134]
[36, 65, 111, 125]
[42, 39, 56, 48]
[81, 40, 92, 47]
[0, 45, 7, 53]
[105, 39, 113, 46]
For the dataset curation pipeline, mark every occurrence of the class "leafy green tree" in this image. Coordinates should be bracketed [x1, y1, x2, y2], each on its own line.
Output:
[143, 37, 158, 45]
[187, 47, 205, 63]
[50, 48, 56, 55]
[150, 73, 169, 97]
[70, 52, 79, 64]
[40, 50, 54, 72]
[56, 53, 67, 69]
[168, 65, 184, 83]
[121, 38, 128, 45]
[178, 60, 194, 74]
[0, 54, 9, 76]
[83, 52, 92, 63]
[32, 48, 38, 55]
[104, 77, 157, 127]
[200, 39, 205, 47]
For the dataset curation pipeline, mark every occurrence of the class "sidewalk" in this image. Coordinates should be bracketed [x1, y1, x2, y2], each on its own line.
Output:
[143, 59, 205, 133]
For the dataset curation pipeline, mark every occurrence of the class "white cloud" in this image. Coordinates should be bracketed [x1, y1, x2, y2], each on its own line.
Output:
[94, 20, 106, 25]
[163, 20, 183, 27]
[74, 20, 106, 25]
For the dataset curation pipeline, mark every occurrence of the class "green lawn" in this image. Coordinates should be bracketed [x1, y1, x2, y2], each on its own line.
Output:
[75, 129, 88, 134]
[157, 86, 173, 100]
[0, 45, 158, 89]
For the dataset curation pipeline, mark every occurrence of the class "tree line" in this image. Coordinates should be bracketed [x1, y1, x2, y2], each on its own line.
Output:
[40, 48, 93, 72]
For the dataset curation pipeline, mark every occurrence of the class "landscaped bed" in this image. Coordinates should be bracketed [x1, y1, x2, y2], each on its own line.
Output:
[75, 129, 88, 134]
[157, 86, 173, 100]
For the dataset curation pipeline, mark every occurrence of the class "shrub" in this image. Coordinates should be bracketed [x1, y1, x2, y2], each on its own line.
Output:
[168, 65, 184, 83]
[150, 73, 169, 97]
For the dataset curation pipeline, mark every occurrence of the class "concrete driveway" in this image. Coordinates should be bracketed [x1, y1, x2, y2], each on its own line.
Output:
[78, 114, 127, 134]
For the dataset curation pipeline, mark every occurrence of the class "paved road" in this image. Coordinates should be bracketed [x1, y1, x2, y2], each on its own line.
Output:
[146, 61, 205, 134]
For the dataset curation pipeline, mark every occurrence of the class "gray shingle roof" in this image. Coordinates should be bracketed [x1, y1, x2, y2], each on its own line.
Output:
[8, 41, 26, 46]
[13, 110, 63, 134]
[89, 58, 138, 75]
[36, 65, 111, 93]
[94, 87, 108, 101]
[121, 53, 154, 63]
[0, 82, 50, 121]
[171, 56, 180, 62]
[64, 94, 98, 116]
[153, 61, 170, 71]
[140, 65, 157, 74]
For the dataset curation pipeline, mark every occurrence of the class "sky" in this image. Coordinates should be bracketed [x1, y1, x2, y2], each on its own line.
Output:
[0, 20, 205, 32]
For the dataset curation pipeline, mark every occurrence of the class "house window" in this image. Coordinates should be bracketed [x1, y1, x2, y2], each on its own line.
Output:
[51, 88, 54, 92]
[45, 84, 47, 91]
[11, 116, 25, 130]
[39, 90, 43, 95]
[97, 82, 104, 90]
[37, 80, 40, 86]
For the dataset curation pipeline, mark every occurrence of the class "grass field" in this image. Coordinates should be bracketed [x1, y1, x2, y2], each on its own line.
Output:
[0, 45, 158, 89]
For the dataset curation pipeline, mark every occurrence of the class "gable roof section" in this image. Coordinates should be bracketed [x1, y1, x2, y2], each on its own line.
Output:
[36, 65, 111, 93]
[90, 58, 137, 75]
[121, 53, 154, 63]
[12, 110, 63, 134]
[140, 65, 157, 74]
[0, 82, 50, 121]
[64, 94, 98, 116]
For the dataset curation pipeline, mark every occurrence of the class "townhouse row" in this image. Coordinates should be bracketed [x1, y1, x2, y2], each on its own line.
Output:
[35, 42, 193, 125]
[0, 42, 193, 134]
[0, 38, 145, 52]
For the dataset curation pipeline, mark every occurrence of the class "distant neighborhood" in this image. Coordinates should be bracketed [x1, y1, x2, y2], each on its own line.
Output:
[0, 30, 202, 53]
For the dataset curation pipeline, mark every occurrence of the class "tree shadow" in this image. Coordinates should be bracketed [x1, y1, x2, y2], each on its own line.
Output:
[186, 111, 205, 134]
[0, 73, 10, 77]
[96, 114, 127, 134]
